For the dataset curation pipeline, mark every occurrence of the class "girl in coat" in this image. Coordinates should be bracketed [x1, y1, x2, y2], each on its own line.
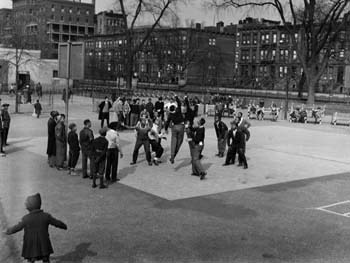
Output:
[5, 193, 67, 263]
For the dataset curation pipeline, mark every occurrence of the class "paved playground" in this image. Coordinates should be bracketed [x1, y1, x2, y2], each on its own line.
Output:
[1, 95, 350, 262]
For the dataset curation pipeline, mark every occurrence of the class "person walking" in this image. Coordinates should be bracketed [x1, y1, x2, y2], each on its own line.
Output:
[223, 121, 249, 169]
[130, 117, 152, 166]
[55, 114, 67, 170]
[5, 193, 67, 263]
[91, 128, 108, 189]
[165, 94, 185, 164]
[105, 122, 123, 183]
[236, 112, 251, 167]
[98, 97, 112, 128]
[1, 103, 11, 146]
[79, 119, 94, 179]
[214, 114, 228, 158]
[47, 111, 59, 168]
[67, 123, 80, 176]
[33, 100, 42, 118]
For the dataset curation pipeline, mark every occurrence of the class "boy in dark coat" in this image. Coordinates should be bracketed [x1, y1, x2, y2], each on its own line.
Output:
[91, 127, 108, 189]
[34, 100, 42, 118]
[79, 119, 94, 179]
[5, 193, 67, 263]
[214, 114, 228, 157]
[223, 121, 249, 169]
[67, 123, 80, 176]
[47, 111, 59, 168]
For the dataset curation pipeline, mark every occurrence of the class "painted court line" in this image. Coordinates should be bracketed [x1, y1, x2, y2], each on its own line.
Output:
[315, 200, 350, 218]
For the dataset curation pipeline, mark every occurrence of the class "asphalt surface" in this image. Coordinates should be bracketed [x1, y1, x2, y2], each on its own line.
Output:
[1, 95, 350, 263]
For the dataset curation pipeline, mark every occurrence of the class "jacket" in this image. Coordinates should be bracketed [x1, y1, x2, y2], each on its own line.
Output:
[1, 109, 10, 128]
[79, 127, 94, 153]
[46, 118, 56, 155]
[68, 131, 80, 152]
[227, 128, 247, 149]
[214, 121, 228, 139]
[98, 101, 112, 120]
[91, 136, 108, 163]
[191, 126, 205, 145]
[165, 96, 184, 131]
[6, 209, 67, 259]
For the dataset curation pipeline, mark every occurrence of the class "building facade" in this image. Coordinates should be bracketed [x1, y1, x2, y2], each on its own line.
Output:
[83, 24, 236, 87]
[9, 0, 95, 59]
[0, 8, 12, 45]
[96, 11, 125, 35]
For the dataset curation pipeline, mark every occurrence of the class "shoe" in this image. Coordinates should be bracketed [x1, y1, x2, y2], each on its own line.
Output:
[70, 171, 77, 176]
[82, 175, 89, 179]
[169, 158, 174, 164]
[92, 184, 97, 188]
[111, 178, 120, 183]
[130, 162, 136, 165]
[99, 185, 107, 189]
[219, 154, 224, 158]
[237, 163, 243, 167]
[243, 166, 248, 169]
[153, 160, 159, 166]
[215, 153, 220, 157]
[222, 163, 230, 166]
[191, 173, 199, 176]
[56, 167, 63, 171]
[148, 162, 152, 166]
[200, 172, 207, 180]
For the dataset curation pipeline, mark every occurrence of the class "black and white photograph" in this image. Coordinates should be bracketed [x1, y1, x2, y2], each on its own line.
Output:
[1, 0, 350, 262]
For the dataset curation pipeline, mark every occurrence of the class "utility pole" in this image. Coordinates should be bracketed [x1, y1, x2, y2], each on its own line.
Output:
[65, 41, 71, 130]
[284, 71, 290, 120]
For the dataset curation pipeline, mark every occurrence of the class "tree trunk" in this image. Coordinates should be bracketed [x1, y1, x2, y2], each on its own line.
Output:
[298, 71, 306, 98]
[306, 77, 317, 105]
[15, 64, 19, 113]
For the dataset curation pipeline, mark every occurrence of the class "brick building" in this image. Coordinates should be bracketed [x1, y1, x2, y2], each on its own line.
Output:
[0, 8, 12, 45]
[8, 0, 95, 58]
[83, 23, 236, 87]
[96, 11, 125, 35]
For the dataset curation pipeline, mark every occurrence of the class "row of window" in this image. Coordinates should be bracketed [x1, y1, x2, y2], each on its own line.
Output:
[49, 14, 90, 24]
[51, 5, 91, 16]
[240, 32, 298, 45]
[240, 49, 298, 61]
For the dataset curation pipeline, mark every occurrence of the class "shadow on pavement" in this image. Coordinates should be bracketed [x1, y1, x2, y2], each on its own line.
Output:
[52, 242, 97, 263]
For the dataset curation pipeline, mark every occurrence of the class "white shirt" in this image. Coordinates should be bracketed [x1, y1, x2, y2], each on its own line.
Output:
[106, 129, 121, 150]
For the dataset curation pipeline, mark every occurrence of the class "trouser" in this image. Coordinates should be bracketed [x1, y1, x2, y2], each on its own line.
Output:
[0, 131, 3, 152]
[81, 150, 93, 177]
[170, 124, 185, 160]
[191, 143, 205, 175]
[27, 255, 50, 262]
[150, 139, 164, 159]
[93, 158, 106, 186]
[132, 139, 151, 163]
[101, 113, 110, 128]
[68, 150, 80, 169]
[2, 127, 9, 145]
[48, 155, 56, 166]
[238, 147, 248, 167]
[130, 113, 138, 126]
[217, 137, 226, 155]
[225, 146, 248, 167]
[105, 148, 119, 181]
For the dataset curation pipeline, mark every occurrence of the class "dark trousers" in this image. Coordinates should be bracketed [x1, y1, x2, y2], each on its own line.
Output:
[225, 146, 248, 167]
[105, 148, 119, 181]
[130, 113, 138, 127]
[101, 113, 110, 128]
[190, 143, 205, 175]
[2, 127, 9, 145]
[93, 158, 106, 186]
[0, 130, 3, 152]
[150, 139, 164, 159]
[68, 150, 80, 169]
[132, 139, 151, 163]
[81, 150, 93, 177]
[170, 124, 184, 160]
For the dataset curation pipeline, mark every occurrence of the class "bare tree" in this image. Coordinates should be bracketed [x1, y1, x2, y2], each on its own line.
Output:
[210, 0, 350, 104]
[115, 0, 186, 90]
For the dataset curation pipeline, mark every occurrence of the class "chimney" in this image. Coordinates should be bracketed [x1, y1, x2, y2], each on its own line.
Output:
[195, 23, 201, 30]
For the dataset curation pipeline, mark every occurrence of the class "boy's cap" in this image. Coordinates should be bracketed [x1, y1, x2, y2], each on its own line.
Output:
[99, 127, 108, 135]
[25, 193, 42, 211]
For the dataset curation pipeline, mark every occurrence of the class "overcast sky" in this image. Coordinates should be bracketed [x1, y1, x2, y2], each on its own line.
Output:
[0, 0, 279, 26]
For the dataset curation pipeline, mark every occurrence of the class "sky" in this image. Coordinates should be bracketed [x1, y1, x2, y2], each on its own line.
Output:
[0, 0, 279, 26]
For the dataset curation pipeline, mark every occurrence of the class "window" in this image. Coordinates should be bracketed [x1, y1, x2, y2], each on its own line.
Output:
[51, 4, 55, 11]
[272, 49, 276, 60]
[69, 8, 72, 14]
[209, 38, 216, 46]
[340, 49, 345, 58]
[77, 8, 80, 15]
[293, 50, 297, 60]
[53, 70, 58, 78]
[253, 33, 258, 45]
[86, 10, 90, 15]
[272, 33, 277, 43]
[107, 63, 111, 71]
[61, 6, 65, 13]
[60, 16, 64, 22]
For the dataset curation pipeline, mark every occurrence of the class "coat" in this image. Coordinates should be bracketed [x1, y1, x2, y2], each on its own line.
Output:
[214, 121, 228, 140]
[55, 121, 67, 166]
[227, 128, 248, 149]
[98, 101, 112, 120]
[1, 109, 10, 128]
[46, 118, 56, 156]
[6, 209, 67, 260]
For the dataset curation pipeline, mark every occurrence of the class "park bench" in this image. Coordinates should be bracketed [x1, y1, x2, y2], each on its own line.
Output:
[289, 104, 325, 124]
[331, 112, 350, 126]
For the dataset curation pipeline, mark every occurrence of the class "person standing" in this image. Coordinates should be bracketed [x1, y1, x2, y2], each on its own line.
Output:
[130, 117, 152, 166]
[236, 112, 251, 167]
[67, 123, 80, 176]
[105, 123, 123, 183]
[1, 103, 11, 146]
[47, 111, 59, 168]
[214, 115, 228, 158]
[55, 114, 67, 170]
[129, 99, 140, 127]
[36, 82, 42, 99]
[223, 121, 249, 169]
[123, 98, 131, 126]
[79, 119, 94, 179]
[165, 95, 185, 164]
[155, 97, 164, 120]
[145, 98, 154, 120]
[91, 128, 108, 189]
[148, 115, 165, 166]
[0, 109, 5, 156]
[98, 97, 112, 128]
[5, 193, 67, 263]
[34, 100, 42, 118]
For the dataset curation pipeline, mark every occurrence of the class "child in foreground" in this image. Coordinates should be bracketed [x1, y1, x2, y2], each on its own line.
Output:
[5, 193, 67, 263]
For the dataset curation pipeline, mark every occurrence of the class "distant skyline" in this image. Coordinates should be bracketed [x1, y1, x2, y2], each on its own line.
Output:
[0, 0, 280, 26]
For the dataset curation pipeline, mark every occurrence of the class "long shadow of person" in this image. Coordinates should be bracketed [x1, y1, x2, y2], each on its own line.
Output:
[52, 242, 97, 263]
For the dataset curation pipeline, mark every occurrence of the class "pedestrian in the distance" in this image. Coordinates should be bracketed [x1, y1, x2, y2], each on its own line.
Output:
[214, 114, 228, 158]
[91, 127, 108, 189]
[105, 122, 123, 183]
[1, 103, 11, 146]
[34, 100, 42, 118]
[67, 123, 80, 176]
[5, 193, 67, 263]
[98, 97, 112, 128]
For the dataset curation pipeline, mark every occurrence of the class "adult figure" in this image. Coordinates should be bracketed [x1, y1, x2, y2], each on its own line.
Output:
[165, 94, 185, 164]
[236, 112, 251, 167]
[148, 115, 165, 165]
[55, 114, 67, 170]
[1, 103, 11, 146]
[105, 122, 123, 183]
[26, 85, 32, 104]
[155, 97, 164, 120]
[123, 98, 131, 126]
[79, 119, 94, 179]
[130, 117, 152, 166]
[140, 99, 146, 113]
[214, 114, 228, 158]
[36, 82, 42, 98]
[34, 100, 42, 118]
[98, 97, 112, 128]
[0, 109, 4, 156]
[145, 98, 154, 120]
[112, 97, 123, 125]
[129, 99, 140, 127]
[47, 111, 59, 167]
